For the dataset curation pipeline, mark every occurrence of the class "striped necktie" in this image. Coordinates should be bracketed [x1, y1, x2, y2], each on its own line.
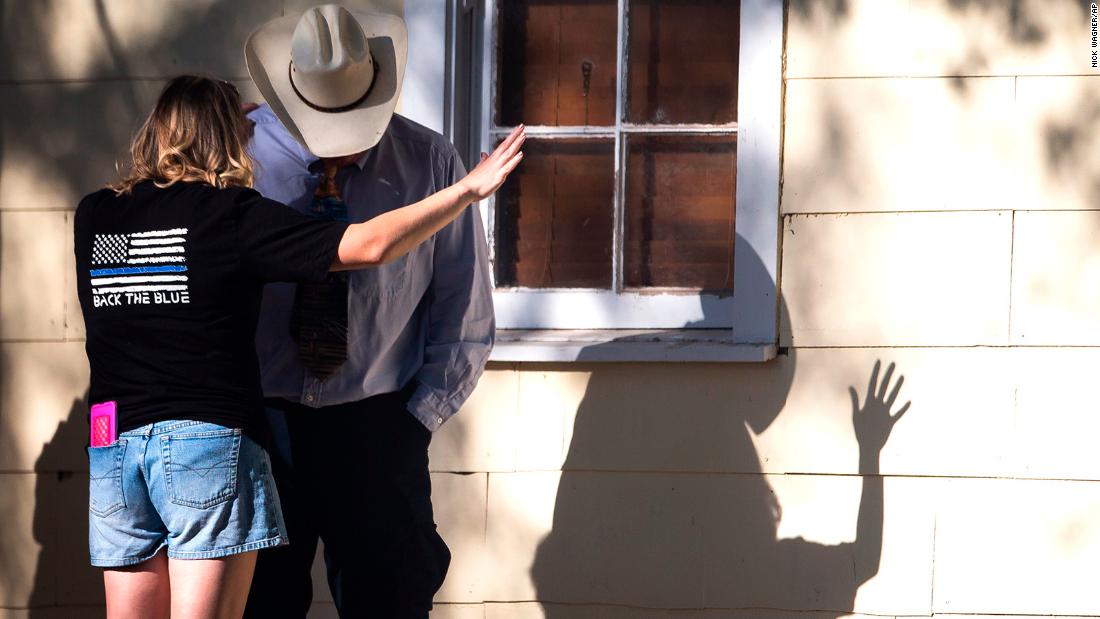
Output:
[290, 161, 349, 380]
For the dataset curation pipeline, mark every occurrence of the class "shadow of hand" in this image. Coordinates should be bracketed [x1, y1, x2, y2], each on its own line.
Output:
[849, 360, 911, 456]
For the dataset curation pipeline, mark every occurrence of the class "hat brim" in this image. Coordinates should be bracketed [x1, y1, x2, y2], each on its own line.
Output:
[245, 9, 407, 157]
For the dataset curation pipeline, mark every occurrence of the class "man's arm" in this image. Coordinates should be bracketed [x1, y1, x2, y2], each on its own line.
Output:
[405, 145, 497, 432]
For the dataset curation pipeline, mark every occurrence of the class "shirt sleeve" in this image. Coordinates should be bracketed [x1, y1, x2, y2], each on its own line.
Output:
[405, 146, 496, 432]
[233, 189, 349, 283]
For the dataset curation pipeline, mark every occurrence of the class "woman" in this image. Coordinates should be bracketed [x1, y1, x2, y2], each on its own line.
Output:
[74, 75, 524, 619]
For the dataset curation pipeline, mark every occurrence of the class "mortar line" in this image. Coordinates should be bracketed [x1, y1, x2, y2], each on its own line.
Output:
[786, 208, 1007, 216]
[784, 344, 1100, 350]
[1007, 210, 1016, 343]
[0, 207, 78, 212]
[787, 73, 1100, 80]
[930, 511, 938, 612]
[480, 599, 919, 616]
[789, 208, 1100, 216]
[457, 469, 1100, 483]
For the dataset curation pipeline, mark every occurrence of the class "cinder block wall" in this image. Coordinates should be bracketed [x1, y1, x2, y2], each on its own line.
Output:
[2, 1, 1097, 618]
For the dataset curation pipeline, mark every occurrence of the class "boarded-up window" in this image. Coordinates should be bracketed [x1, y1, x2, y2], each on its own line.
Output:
[499, 1, 617, 127]
[496, 140, 615, 288]
[628, 0, 739, 124]
[625, 135, 735, 289]
[494, 0, 739, 292]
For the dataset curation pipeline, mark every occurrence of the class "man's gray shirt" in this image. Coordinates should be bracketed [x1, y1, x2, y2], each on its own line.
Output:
[247, 105, 495, 431]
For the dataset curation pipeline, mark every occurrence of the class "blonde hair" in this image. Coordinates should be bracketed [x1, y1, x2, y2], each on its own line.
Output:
[112, 75, 253, 194]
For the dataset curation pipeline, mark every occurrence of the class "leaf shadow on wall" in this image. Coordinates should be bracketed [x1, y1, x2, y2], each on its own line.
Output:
[529, 248, 912, 615]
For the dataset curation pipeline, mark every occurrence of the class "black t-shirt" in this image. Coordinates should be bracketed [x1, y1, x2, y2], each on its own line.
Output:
[74, 180, 349, 441]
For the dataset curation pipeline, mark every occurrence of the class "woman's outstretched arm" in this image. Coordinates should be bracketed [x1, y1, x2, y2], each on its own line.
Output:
[331, 125, 525, 270]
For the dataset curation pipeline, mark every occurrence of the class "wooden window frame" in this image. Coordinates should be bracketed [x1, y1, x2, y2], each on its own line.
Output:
[457, 0, 782, 360]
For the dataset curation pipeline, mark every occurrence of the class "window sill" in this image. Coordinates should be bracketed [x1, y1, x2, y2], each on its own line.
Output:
[489, 330, 777, 363]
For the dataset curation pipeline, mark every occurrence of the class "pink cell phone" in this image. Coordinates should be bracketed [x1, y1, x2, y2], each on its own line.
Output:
[90, 401, 117, 447]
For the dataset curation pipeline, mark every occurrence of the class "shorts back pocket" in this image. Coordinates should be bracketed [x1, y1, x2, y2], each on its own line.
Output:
[161, 429, 241, 509]
[88, 440, 127, 517]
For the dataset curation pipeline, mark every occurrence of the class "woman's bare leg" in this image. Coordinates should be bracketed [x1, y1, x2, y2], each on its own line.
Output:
[168, 551, 257, 619]
[103, 549, 170, 619]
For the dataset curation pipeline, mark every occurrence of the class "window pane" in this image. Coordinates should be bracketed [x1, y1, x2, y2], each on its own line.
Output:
[625, 135, 735, 290]
[627, 0, 739, 124]
[496, 139, 615, 289]
[499, 0, 618, 127]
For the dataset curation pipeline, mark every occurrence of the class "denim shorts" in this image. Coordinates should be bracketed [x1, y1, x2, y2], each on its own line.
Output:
[88, 419, 288, 567]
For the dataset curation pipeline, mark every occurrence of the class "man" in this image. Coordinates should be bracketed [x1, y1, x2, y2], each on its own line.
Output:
[240, 4, 494, 617]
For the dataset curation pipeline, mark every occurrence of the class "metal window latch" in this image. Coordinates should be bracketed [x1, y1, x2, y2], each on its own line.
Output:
[581, 60, 593, 98]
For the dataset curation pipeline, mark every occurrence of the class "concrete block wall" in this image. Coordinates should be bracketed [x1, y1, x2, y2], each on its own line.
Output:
[2, 0, 1098, 617]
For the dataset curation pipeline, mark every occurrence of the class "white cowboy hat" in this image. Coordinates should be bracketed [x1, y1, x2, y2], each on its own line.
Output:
[245, 3, 407, 157]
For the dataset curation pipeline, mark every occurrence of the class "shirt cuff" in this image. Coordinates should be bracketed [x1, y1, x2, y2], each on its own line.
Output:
[406, 388, 448, 432]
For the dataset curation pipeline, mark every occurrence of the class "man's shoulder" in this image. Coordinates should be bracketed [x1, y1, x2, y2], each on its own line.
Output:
[246, 105, 316, 179]
[248, 105, 310, 152]
[385, 114, 460, 160]
[247, 103, 282, 129]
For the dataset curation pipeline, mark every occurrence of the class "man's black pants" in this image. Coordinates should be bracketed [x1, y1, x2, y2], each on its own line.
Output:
[243, 387, 450, 618]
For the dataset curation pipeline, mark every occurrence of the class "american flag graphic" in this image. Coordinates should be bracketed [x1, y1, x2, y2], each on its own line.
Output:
[90, 228, 189, 295]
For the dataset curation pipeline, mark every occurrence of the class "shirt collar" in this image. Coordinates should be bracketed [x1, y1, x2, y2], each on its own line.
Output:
[252, 104, 378, 173]
[352, 151, 370, 170]
[305, 149, 371, 173]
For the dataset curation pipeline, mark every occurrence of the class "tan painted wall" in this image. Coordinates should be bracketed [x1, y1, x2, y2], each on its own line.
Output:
[2, 0, 1098, 617]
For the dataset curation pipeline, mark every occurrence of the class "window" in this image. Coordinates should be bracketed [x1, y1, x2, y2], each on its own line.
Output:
[461, 0, 782, 356]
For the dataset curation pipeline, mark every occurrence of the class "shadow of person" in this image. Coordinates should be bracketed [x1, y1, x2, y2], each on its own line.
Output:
[27, 395, 105, 615]
[529, 251, 912, 614]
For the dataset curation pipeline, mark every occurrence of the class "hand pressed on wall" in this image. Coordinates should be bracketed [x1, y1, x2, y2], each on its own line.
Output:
[849, 360, 911, 457]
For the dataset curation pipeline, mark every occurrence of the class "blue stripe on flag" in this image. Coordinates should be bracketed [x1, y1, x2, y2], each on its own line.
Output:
[89, 266, 188, 276]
